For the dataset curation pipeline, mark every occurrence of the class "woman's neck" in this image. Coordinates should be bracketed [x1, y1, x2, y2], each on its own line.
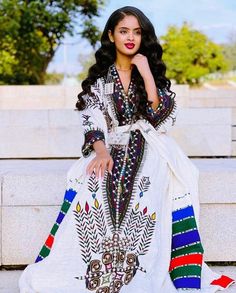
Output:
[115, 54, 132, 71]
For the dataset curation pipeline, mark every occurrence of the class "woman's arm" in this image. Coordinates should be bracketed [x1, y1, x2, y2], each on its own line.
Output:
[131, 53, 161, 110]
[142, 72, 160, 110]
[131, 53, 176, 129]
[79, 82, 113, 179]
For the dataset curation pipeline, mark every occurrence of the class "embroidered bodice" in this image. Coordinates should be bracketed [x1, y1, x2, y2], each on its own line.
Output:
[80, 63, 177, 158]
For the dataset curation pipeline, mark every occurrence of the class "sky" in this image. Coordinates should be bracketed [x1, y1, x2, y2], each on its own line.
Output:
[47, 0, 236, 75]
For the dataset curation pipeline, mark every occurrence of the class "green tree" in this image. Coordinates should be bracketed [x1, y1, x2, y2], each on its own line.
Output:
[161, 22, 228, 85]
[222, 31, 236, 71]
[0, 0, 105, 85]
[45, 72, 64, 85]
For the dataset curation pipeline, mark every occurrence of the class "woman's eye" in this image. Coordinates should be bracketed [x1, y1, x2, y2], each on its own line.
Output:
[120, 30, 127, 34]
[135, 30, 141, 35]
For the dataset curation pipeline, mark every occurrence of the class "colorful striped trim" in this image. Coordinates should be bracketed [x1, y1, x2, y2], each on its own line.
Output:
[173, 277, 201, 289]
[169, 204, 203, 290]
[172, 205, 194, 222]
[171, 243, 203, 258]
[170, 265, 201, 280]
[172, 230, 201, 250]
[211, 275, 235, 289]
[35, 188, 77, 263]
[169, 253, 203, 271]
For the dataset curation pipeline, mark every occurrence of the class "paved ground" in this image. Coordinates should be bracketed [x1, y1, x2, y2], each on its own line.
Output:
[0, 267, 236, 292]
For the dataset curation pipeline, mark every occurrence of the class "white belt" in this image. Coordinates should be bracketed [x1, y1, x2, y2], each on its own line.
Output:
[107, 124, 135, 145]
[107, 120, 167, 145]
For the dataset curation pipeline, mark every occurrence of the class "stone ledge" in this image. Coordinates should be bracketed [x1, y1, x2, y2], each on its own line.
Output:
[2, 206, 60, 265]
[0, 108, 233, 158]
[1, 159, 235, 206]
[0, 158, 235, 265]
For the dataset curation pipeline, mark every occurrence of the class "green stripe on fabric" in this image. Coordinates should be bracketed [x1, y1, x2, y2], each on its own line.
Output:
[61, 200, 71, 214]
[171, 243, 204, 258]
[170, 265, 201, 280]
[50, 223, 59, 236]
[40, 245, 50, 258]
[172, 218, 197, 235]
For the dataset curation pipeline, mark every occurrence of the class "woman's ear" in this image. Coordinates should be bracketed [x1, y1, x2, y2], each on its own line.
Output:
[108, 30, 114, 43]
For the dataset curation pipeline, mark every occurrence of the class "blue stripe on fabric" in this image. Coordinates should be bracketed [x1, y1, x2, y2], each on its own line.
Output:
[56, 211, 65, 224]
[35, 255, 43, 263]
[172, 230, 200, 250]
[64, 188, 77, 203]
[172, 205, 194, 222]
[173, 277, 201, 289]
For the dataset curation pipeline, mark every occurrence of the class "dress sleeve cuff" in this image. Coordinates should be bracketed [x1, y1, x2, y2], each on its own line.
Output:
[81, 129, 105, 158]
[146, 88, 165, 115]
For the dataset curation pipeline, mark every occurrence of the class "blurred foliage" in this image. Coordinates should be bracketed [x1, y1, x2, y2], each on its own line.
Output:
[222, 31, 236, 71]
[161, 22, 228, 85]
[44, 72, 64, 85]
[77, 52, 96, 81]
[0, 0, 105, 85]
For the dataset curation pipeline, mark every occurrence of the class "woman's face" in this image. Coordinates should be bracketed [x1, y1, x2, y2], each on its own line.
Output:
[108, 15, 142, 57]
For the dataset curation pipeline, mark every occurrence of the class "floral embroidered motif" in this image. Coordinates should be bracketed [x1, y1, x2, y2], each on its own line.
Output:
[73, 198, 156, 292]
[138, 176, 151, 198]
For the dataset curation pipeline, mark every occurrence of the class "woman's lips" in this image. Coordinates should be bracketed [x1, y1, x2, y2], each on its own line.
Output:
[125, 43, 135, 49]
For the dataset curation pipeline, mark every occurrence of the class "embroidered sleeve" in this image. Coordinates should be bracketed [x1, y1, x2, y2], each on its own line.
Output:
[81, 124, 105, 158]
[145, 87, 177, 129]
[79, 79, 108, 158]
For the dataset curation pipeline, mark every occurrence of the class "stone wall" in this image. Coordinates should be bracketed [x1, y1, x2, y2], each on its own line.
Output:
[0, 85, 235, 265]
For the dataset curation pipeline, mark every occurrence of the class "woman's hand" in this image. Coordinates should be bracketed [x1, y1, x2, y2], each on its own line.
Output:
[131, 53, 160, 109]
[86, 149, 113, 180]
[131, 53, 152, 80]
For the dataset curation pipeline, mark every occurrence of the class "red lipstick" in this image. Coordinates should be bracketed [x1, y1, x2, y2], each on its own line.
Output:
[125, 43, 135, 49]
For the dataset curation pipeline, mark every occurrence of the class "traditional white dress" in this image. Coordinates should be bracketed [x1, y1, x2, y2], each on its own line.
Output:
[19, 64, 234, 292]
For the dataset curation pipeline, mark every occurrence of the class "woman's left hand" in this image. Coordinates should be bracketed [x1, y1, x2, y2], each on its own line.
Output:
[131, 53, 152, 80]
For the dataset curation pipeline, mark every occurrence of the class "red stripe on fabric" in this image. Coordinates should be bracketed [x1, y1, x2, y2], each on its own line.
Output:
[169, 253, 203, 271]
[45, 234, 54, 248]
[211, 275, 235, 288]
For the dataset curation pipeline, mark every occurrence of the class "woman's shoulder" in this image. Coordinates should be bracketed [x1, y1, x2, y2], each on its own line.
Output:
[80, 77, 107, 111]
[91, 76, 106, 92]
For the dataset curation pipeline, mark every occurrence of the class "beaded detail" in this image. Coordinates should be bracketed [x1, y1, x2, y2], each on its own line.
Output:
[109, 64, 136, 126]
[82, 129, 105, 158]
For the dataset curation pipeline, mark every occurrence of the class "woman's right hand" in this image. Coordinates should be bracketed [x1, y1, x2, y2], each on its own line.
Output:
[86, 148, 114, 179]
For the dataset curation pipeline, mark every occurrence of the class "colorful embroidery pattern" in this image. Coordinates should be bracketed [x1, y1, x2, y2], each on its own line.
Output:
[169, 205, 204, 289]
[35, 188, 77, 263]
[145, 87, 177, 130]
[104, 130, 146, 233]
[82, 129, 105, 158]
[73, 198, 156, 292]
[123, 203, 156, 255]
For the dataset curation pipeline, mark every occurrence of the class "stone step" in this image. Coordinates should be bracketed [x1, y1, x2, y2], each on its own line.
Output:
[0, 158, 235, 266]
[0, 108, 233, 158]
[1, 85, 235, 109]
[0, 267, 235, 293]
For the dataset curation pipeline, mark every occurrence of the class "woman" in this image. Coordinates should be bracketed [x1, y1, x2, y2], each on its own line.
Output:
[19, 6, 234, 293]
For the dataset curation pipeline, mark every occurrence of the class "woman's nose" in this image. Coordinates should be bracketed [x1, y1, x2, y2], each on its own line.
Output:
[127, 32, 134, 41]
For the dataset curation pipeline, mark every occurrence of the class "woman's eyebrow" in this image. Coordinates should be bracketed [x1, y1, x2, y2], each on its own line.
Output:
[118, 26, 141, 30]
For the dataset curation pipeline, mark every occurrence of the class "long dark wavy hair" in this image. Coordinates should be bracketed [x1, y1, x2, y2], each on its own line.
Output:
[76, 6, 173, 114]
